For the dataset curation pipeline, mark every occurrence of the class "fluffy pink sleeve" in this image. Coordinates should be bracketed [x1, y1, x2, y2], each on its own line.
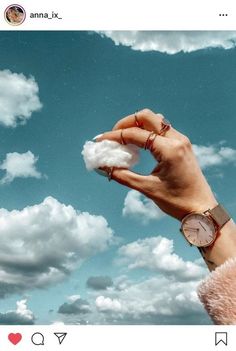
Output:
[197, 257, 236, 324]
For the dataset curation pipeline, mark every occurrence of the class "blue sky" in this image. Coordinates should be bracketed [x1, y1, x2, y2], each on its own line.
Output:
[0, 31, 236, 325]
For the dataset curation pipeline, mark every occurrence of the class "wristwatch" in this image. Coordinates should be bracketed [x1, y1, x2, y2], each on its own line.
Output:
[180, 204, 231, 248]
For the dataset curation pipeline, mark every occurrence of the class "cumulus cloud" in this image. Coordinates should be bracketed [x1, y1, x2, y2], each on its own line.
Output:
[82, 140, 139, 170]
[193, 144, 236, 169]
[96, 296, 122, 312]
[0, 196, 114, 297]
[58, 275, 209, 324]
[90, 237, 208, 324]
[0, 69, 42, 127]
[0, 299, 35, 325]
[87, 276, 113, 290]
[123, 190, 165, 223]
[92, 276, 209, 324]
[98, 31, 236, 54]
[117, 236, 207, 282]
[67, 295, 81, 302]
[57, 235, 210, 324]
[0, 151, 42, 184]
[58, 297, 91, 315]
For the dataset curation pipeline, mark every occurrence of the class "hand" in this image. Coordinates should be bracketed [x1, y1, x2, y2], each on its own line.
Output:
[97, 109, 217, 220]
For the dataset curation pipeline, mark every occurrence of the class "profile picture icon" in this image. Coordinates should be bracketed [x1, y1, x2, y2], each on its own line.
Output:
[4, 4, 26, 26]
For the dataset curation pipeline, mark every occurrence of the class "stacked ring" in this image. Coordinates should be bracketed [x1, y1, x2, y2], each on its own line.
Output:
[144, 131, 157, 151]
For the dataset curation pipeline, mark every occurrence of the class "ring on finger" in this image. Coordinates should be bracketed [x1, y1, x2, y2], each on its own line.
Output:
[120, 129, 126, 145]
[144, 131, 157, 151]
[134, 111, 143, 128]
[107, 167, 114, 182]
[158, 117, 171, 136]
[96, 167, 114, 182]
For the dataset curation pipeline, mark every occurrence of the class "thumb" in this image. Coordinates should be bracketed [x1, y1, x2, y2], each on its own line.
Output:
[110, 168, 149, 193]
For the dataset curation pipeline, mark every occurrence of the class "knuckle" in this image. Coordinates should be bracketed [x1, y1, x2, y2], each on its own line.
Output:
[140, 108, 153, 116]
[171, 139, 191, 159]
[128, 127, 138, 133]
[182, 136, 192, 148]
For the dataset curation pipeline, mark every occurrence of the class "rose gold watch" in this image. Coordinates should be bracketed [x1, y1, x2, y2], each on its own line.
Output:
[180, 204, 231, 248]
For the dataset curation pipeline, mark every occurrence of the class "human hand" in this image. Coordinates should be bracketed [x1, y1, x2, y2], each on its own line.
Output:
[96, 109, 217, 221]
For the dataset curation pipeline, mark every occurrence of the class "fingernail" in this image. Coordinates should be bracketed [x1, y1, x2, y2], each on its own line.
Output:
[94, 168, 108, 178]
[92, 133, 103, 141]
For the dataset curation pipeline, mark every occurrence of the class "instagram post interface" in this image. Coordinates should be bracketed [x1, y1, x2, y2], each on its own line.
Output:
[0, 2, 236, 349]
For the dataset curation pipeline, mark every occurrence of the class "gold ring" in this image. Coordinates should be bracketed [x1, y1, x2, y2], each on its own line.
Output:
[120, 129, 126, 145]
[107, 167, 114, 182]
[158, 117, 171, 136]
[144, 131, 157, 151]
[134, 111, 140, 127]
[134, 111, 143, 129]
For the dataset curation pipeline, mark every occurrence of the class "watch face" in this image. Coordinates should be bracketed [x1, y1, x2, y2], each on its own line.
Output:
[181, 213, 216, 247]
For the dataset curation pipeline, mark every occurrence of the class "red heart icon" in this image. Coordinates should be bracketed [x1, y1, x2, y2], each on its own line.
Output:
[8, 333, 22, 345]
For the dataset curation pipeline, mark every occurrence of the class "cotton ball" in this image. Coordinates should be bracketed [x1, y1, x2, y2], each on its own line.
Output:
[82, 140, 139, 170]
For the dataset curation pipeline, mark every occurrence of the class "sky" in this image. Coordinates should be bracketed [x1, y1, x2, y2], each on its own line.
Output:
[0, 31, 236, 325]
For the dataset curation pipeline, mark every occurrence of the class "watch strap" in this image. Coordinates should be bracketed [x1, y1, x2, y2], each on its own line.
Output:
[205, 204, 231, 228]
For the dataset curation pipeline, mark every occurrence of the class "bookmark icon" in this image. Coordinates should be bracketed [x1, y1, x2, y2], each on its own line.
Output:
[54, 332, 67, 345]
[215, 332, 228, 346]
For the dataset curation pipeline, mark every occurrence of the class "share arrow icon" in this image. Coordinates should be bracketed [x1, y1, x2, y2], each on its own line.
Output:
[54, 332, 67, 345]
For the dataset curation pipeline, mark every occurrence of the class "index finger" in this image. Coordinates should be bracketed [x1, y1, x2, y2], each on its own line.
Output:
[113, 108, 183, 140]
[113, 109, 164, 133]
[96, 127, 167, 161]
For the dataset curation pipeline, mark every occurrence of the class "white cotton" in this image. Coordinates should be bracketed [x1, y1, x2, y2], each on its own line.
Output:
[82, 140, 139, 170]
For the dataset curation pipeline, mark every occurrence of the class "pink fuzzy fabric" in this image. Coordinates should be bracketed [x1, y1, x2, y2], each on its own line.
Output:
[198, 256, 236, 324]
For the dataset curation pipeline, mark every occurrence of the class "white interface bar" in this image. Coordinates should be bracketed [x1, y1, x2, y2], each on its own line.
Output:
[0, 0, 236, 30]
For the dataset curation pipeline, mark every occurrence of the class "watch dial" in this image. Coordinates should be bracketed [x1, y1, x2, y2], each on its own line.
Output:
[182, 213, 216, 247]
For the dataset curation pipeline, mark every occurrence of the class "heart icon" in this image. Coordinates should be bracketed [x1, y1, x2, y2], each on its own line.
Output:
[8, 333, 22, 345]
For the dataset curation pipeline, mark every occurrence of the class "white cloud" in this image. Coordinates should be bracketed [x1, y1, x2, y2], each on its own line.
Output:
[16, 299, 34, 320]
[67, 295, 81, 303]
[58, 235, 210, 324]
[0, 299, 35, 324]
[90, 236, 209, 324]
[96, 296, 122, 312]
[92, 276, 208, 324]
[193, 144, 236, 169]
[117, 236, 207, 281]
[59, 276, 209, 324]
[0, 151, 42, 184]
[98, 31, 236, 54]
[82, 140, 139, 170]
[0, 196, 114, 297]
[0, 69, 42, 127]
[122, 190, 165, 223]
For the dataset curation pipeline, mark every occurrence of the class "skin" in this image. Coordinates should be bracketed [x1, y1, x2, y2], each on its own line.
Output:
[97, 108, 236, 271]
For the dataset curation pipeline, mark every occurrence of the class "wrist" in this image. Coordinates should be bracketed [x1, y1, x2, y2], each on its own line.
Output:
[179, 198, 218, 221]
[201, 219, 236, 271]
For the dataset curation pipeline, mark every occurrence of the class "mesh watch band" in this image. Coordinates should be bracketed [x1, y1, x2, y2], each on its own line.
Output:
[205, 204, 231, 228]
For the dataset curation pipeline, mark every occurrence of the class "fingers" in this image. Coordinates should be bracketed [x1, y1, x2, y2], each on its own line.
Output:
[98, 127, 146, 148]
[113, 109, 163, 133]
[112, 108, 182, 140]
[97, 127, 166, 158]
